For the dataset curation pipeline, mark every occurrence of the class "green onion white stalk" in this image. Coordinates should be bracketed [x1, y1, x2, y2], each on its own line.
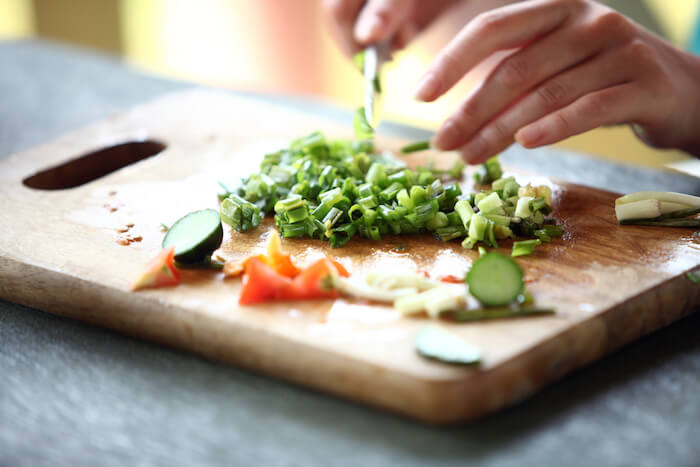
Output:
[394, 284, 467, 318]
[615, 191, 700, 226]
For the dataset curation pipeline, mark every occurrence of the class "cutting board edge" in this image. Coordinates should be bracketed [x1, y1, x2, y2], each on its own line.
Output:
[2, 252, 698, 424]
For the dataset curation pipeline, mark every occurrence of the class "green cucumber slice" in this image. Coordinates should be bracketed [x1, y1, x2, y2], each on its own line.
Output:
[466, 253, 523, 307]
[162, 209, 223, 264]
[415, 325, 481, 365]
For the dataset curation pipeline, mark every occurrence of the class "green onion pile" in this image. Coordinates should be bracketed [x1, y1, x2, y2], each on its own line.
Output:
[218, 132, 563, 253]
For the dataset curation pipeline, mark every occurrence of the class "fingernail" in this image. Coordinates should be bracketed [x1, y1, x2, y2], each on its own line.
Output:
[460, 137, 487, 163]
[355, 15, 382, 42]
[517, 124, 543, 146]
[414, 73, 440, 101]
[433, 120, 462, 150]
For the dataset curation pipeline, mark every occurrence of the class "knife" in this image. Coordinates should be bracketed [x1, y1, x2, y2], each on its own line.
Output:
[362, 43, 388, 129]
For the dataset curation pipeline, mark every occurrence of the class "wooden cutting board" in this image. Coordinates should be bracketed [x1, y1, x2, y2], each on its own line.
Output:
[1, 90, 698, 424]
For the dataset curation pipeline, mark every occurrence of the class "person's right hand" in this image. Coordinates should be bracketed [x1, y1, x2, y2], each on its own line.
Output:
[322, 0, 459, 56]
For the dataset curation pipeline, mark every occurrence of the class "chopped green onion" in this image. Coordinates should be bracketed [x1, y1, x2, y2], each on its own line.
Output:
[220, 194, 262, 232]
[512, 239, 542, 257]
[330, 223, 357, 248]
[620, 219, 700, 228]
[452, 307, 554, 322]
[687, 271, 700, 283]
[366, 162, 387, 187]
[219, 132, 561, 249]
[353, 107, 374, 141]
[534, 229, 551, 243]
[425, 212, 449, 231]
[400, 140, 431, 154]
[435, 225, 466, 242]
[619, 206, 700, 225]
[473, 156, 502, 184]
[468, 213, 489, 242]
[454, 200, 474, 229]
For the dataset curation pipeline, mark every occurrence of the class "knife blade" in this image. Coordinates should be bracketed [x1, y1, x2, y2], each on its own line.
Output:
[363, 43, 387, 129]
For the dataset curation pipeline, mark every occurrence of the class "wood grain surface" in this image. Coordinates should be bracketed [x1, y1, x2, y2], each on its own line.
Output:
[0, 90, 698, 423]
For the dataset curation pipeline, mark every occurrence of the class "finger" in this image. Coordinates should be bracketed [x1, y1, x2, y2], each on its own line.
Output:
[515, 83, 643, 147]
[457, 46, 637, 163]
[322, 0, 366, 56]
[391, 22, 417, 51]
[355, 0, 415, 44]
[415, 0, 574, 102]
[433, 13, 628, 151]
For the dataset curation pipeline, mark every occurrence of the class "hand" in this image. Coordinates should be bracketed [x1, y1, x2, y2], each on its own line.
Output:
[415, 0, 700, 163]
[321, 0, 459, 56]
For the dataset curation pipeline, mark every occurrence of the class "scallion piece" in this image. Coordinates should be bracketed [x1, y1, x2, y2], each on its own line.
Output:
[400, 140, 431, 154]
[220, 194, 262, 232]
[353, 107, 374, 141]
[473, 156, 502, 185]
[688, 271, 700, 284]
[512, 239, 542, 257]
[452, 307, 554, 322]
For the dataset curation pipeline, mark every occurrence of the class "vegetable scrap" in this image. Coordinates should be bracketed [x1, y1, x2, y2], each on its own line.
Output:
[162, 209, 223, 264]
[466, 253, 523, 307]
[130, 246, 180, 291]
[415, 325, 481, 365]
[687, 271, 700, 284]
[615, 191, 700, 227]
[324, 253, 552, 323]
[400, 140, 431, 154]
[224, 231, 349, 305]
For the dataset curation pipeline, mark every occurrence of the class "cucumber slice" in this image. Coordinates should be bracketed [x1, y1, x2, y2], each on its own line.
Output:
[415, 325, 481, 365]
[466, 253, 523, 307]
[162, 209, 223, 264]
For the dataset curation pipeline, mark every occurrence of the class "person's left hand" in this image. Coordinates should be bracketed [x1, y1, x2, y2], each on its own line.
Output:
[415, 0, 700, 162]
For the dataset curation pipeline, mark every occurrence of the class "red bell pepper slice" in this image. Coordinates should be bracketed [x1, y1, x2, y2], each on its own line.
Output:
[238, 256, 350, 305]
[131, 246, 180, 291]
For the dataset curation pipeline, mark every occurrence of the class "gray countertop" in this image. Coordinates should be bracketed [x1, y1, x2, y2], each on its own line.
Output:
[1, 40, 699, 467]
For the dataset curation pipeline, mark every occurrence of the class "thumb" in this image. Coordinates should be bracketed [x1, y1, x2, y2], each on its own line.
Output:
[354, 0, 415, 44]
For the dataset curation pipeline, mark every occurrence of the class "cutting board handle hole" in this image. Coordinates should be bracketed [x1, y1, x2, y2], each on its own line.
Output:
[22, 140, 167, 190]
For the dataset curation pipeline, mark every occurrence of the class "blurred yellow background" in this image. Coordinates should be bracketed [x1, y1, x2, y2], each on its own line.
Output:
[1, 0, 698, 170]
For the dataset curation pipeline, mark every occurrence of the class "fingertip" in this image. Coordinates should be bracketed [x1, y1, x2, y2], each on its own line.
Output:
[458, 136, 487, 163]
[461, 152, 489, 165]
[414, 72, 441, 102]
[515, 124, 543, 148]
[432, 120, 463, 151]
[354, 14, 383, 43]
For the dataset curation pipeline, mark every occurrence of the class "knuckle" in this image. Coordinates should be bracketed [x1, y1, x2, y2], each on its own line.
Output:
[487, 119, 512, 142]
[552, 111, 573, 135]
[581, 92, 611, 116]
[646, 73, 672, 100]
[537, 80, 570, 108]
[591, 10, 635, 40]
[624, 38, 656, 67]
[474, 11, 508, 35]
[496, 56, 530, 89]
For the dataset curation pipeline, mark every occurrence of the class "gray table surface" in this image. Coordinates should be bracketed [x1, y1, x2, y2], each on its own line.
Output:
[1, 40, 699, 467]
